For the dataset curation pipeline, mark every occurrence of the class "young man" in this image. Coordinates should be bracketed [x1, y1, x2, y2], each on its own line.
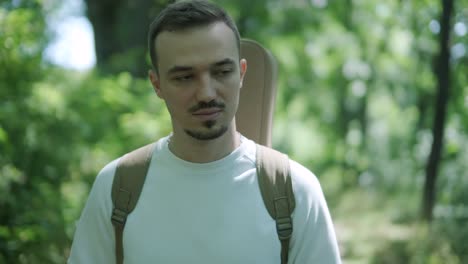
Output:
[68, 1, 341, 263]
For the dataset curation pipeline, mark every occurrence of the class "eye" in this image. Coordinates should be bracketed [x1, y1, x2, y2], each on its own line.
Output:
[214, 67, 234, 77]
[173, 74, 194, 82]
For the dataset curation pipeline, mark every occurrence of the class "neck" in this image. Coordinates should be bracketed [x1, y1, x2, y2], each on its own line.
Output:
[168, 127, 241, 163]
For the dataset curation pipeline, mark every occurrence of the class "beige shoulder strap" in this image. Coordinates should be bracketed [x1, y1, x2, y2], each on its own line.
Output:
[256, 144, 295, 264]
[111, 143, 155, 264]
[109, 143, 293, 263]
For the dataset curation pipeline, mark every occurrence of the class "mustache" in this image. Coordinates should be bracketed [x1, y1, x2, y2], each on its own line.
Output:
[189, 100, 225, 113]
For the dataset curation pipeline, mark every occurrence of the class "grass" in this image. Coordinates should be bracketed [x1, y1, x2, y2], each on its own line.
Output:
[332, 188, 416, 263]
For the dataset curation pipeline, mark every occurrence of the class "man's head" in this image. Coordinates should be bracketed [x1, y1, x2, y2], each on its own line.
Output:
[147, 1, 247, 142]
[148, 0, 241, 71]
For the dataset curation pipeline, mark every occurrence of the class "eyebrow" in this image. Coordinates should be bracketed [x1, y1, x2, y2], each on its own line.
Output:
[166, 66, 193, 75]
[213, 58, 236, 67]
[166, 58, 236, 75]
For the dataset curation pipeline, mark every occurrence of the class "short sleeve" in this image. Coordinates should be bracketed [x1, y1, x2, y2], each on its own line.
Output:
[287, 160, 341, 264]
[67, 158, 119, 264]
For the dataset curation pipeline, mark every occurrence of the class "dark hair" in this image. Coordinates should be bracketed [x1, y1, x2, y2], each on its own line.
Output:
[147, 0, 241, 70]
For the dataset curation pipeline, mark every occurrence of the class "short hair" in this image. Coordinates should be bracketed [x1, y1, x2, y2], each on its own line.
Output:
[147, 0, 241, 70]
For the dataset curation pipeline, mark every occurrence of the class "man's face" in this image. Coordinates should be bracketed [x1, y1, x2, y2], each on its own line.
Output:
[150, 22, 247, 141]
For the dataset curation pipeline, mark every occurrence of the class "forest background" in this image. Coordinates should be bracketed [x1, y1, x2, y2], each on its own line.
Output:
[1, 0, 467, 263]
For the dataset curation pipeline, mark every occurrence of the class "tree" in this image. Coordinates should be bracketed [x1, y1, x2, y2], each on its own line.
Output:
[84, 0, 175, 77]
[0, 1, 72, 262]
[422, 0, 454, 221]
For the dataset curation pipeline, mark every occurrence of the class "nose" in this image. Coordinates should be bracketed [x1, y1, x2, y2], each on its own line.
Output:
[195, 73, 217, 102]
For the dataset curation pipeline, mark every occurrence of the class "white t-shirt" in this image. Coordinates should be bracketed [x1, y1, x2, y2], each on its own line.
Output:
[68, 135, 341, 263]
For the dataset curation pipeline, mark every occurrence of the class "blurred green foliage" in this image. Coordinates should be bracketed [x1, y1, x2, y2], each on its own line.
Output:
[0, 0, 467, 263]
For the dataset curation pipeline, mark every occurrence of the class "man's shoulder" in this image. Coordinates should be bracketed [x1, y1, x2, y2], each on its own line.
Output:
[288, 158, 316, 179]
[95, 137, 168, 182]
[120, 136, 168, 160]
[253, 144, 322, 195]
[93, 157, 120, 189]
[287, 158, 323, 198]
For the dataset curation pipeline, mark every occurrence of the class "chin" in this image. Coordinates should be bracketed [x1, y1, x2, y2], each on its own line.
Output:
[184, 125, 228, 140]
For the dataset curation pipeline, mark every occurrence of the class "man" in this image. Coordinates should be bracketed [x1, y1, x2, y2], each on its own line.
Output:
[68, 0, 341, 263]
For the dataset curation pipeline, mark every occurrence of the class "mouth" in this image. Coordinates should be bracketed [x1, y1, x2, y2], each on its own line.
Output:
[192, 108, 223, 121]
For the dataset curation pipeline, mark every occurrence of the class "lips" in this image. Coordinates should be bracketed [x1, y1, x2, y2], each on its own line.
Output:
[192, 108, 222, 115]
[192, 108, 223, 121]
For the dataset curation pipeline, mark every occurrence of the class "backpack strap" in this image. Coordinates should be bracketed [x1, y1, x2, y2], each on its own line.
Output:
[256, 144, 295, 264]
[111, 143, 155, 264]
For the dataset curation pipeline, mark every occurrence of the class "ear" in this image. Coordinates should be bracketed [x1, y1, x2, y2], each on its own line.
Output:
[239, 58, 247, 88]
[148, 69, 163, 98]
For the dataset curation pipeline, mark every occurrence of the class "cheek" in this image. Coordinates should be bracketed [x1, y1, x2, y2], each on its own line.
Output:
[166, 93, 193, 113]
[226, 80, 242, 100]
[223, 90, 240, 113]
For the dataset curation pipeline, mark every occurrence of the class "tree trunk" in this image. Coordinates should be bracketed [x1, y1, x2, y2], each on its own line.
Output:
[422, 0, 454, 222]
[84, 0, 174, 77]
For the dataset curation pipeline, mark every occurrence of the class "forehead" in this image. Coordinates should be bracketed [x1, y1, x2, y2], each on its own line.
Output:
[155, 22, 239, 72]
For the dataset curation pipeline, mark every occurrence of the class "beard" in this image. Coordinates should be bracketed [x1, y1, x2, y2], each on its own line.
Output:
[184, 99, 230, 140]
[184, 120, 228, 140]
